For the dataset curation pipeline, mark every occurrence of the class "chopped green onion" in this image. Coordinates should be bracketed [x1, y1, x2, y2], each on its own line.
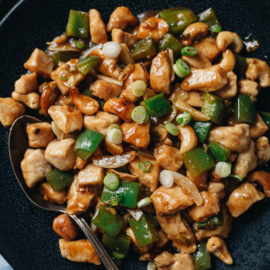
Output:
[77, 56, 102, 75]
[137, 197, 152, 208]
[131, 106, 149, 124]
[34, 128, 41, 134]
[229, 174, 243, 181]
[61, 76, 67, 81]
[104, 173, 120, 191]
[159, 170, 174, 188]
[112, 251, 126, 260]
[181, 46, 198, 56]
[73, 40, 85, 50]
[110, 197, 119, 207]
[132, 80, 147, 97]
[215, 162, 231, 178]
[165, 122, 179, 136]
[138, 161, 151, 173]
[176, 233, 187, 244]
[211, 26, 222, 35]
[107, 128, 123, 144]
[176, 111, 192, 126]
[107, 124, 121, 136]
[173, 59, 190, 78]
[60, 72, 76, 87]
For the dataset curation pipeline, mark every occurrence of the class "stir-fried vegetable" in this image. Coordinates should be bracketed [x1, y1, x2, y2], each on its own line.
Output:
[66, 10, 89, 38]
[159, 170, 174, 188]
[173, 59, 191, 78]
[209, 141, 231, 162]
[196, 211, 224, 230]
[158, 33, 184, 57]
[46, 169, 73, 191]
[176, 111, 192, 126]
[137, 197, 152, 208]
[192, 121, 212, 143]
[77, 56, 102, 75]
[198, 7, 222, 33]
[234, 53, 247, 74]
[138, 161, 152, 173]
[131, 37, 157, 61]
[181, 46, 198, 56]
[131, 106, 149, 123]
[165, 122, 179, 136]
[215, 162, 231, 178]
[194, 242, 211, 270]
[103, 173, 120, 191]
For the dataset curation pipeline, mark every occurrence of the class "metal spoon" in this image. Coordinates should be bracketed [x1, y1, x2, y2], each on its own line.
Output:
[9, 115, 119, 270]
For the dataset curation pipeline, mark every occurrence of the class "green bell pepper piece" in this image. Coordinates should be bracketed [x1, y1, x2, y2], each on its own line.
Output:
[209, 141, 231, 162]
[77, 56, 102, 75]
[74, 129, 103, 161]
[259, 111, 270, 136]
[129, 215, 158, 248]
[233, 94, 257, 124]
[192, 121, 212, 143]
[51, 52, 78, 67]
[183, 147, 216, 178]
[101, 181, 140, 209]
[131, 37, 157, 61]
[158, 33, 184, 57]
[92, 204, 124, 238]
[196, 211, 224, 230]
[45, 169, 73, 191]
[145, 212, 159, 228]
[158, 7, 197, 35]
[234, 53, 247, 74]
[66, 10, 89, 39]
[201, 93, 225, 125]
[198, 7, 221, 31]
[102, 232, 130, 257]
[141, 93, 172, 117]
[194, 242, 211, 270]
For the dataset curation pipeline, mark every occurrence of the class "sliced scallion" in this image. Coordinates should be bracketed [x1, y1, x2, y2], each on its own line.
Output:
[131, 106, 149, 124]
[176, 111, 192, 126]
[215, 162, 231, 178]
[137, 197, 152, 208]
[104, 173, 120, 191]
[173, 59, 190, 78]
[107, 124, 121, 136]
[112, 251, 126, 260]
[138, 161, 151, 173]
[229, 174, 243, 181]
[181, 46, 198, 56]
[107, 128, 123, 144]
[132, 80, 147, 97]
[211, 26, 222, 35]
[165, 122, 179, 136]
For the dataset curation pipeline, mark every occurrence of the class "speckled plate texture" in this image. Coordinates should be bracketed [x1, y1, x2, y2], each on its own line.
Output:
[1, 0, 270, 269]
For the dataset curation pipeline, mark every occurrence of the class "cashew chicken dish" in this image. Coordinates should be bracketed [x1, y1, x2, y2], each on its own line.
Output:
[1, 5, 270, 270]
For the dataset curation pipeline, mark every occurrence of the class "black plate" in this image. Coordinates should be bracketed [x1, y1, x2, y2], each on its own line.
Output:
[1, 0, 270, 269]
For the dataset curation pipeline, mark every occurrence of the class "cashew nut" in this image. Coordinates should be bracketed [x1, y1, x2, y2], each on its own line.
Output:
[246, 171, 270, 197]
[11, 91, 40, 110]
[178, 126, 198, 154]
[206, 237, 233, 265]
[182, 50, 212, 69]
[40, 83, 60, 114]
[151, 124, 168, 142]
[216, 31, 243, 53]
[70, 86, 99, 115]
[218, 49, 236, 72]
[182, 22, 209, 46]
[208, 181, 226, 200]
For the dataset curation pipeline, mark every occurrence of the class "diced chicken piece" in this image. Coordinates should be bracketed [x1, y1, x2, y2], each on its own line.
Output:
[193, 205, 233, 241]
[188, 191, 220, 222]
[245, 58, 270, 88]
[154, 145, 183, 171]
[21, 149, 52, 188]
[24, 49, 54, 77]
[256, 136, 270, 162]
[0, 98, 25, 127]
[48, 105, 83, 134]
[227, 182, 265, 217]
[53, 214, 78, 240]
[155, 252, 195, 270]
[129, 154, 160, 192]
[121, 122, 150, 149]
[59, 239, 100, 265]
[103, 98, 135, 122]
[209, 124, 250, 153]
[186, 171, 208, 192]
[89, 49, 121, 77]
[182, 50, 212, 69]
[45, 139, 76, 171]
[156, 212, 196, 254]
[155, 230, 169, 248]
[208, 181, 226, 201]
[51, 59, 85, 95]
[233, 140, 257, 178]
[238, 79, 260, 96]
[77, 163, 104, 187]
[104, 137, 123, 155]
[250, 114, 268, 139]
[150, 51, 171, 94]
[89, 9, 107, 44]
[215, 71, 237, 99]
[180, 65, 227, 92]
[121, 63, 150, 102]
[66, 175, 96, 215]
[151, 185, 194, 215]
[137, 17, 169, 42]
[193, 37, 221, 61]
[112, 29, 140, 47]
[90, 79, 122, 101]
[107, 7, 138, 31]
[14, 73, 38, 94]
[51, 121, 79, 141]
[26, 122, 54, 148]
[126, 227, 153, 255]
[38, 182, 66, 204]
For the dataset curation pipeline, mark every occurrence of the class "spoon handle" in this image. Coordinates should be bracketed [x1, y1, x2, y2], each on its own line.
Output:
[70, 215, 119, 270]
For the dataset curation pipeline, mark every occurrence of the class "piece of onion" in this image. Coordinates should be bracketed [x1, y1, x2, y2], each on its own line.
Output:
[127, 209, 143, 221]
[102, 41, 121, 58]
[93, 73, 123, 86]
[168, 48, 175, 82]
[171, 171, 203, 206]
[119, 43, 134, 65]
[169, 84, 189, 103]
[48, 43, 80, 52]
[159, 170, 174, 188]
[80, 43, 103, 59]
[92, 151, 136, 168]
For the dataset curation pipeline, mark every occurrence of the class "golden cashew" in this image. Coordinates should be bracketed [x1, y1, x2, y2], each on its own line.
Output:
[11, 91, 40, 110]
[208, 181, 226, 200]
[182, 22, 209, 46]
[218, 49, 236, 72]
[206, 237, 233, 265]
[177, 126, 198, 154]
[216, 31, 243, 53]
[151, 124, 168, 142]
[246, 170, 270, 197]
[40, 83, 60, 114]
[182, 50, 212, 69]
[70, 86, 99, 115]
